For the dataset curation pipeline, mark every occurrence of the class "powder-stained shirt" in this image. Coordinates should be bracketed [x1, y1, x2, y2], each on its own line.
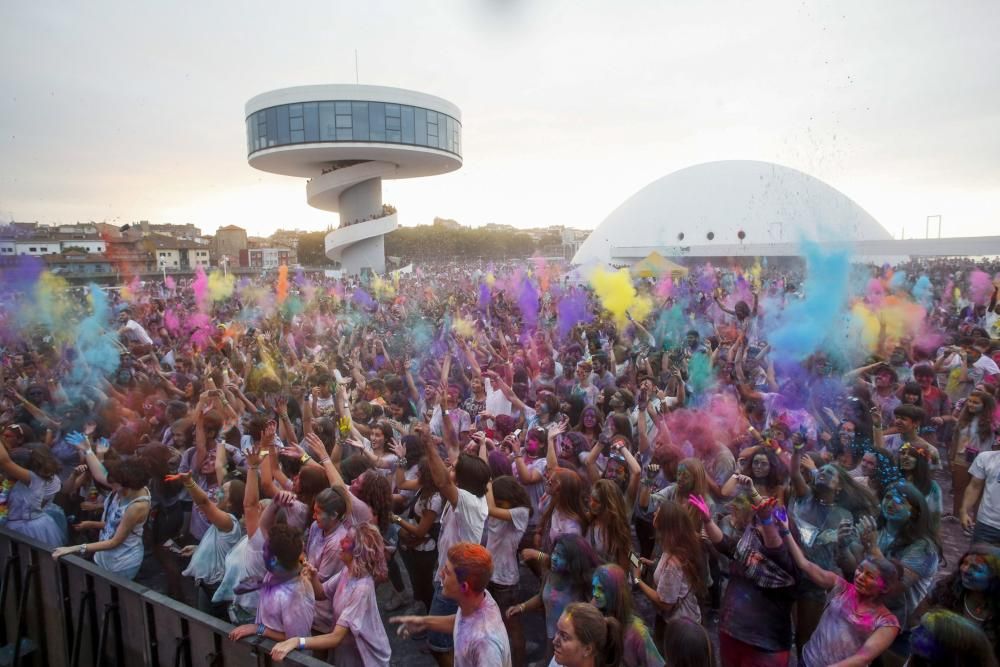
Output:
[454, 591, 512, 667]
[486, 506, 529, 586]
[654, 552, 702, 624]
[255, 572, 315, 639]
[802, 577, 899, 667]
[323, 570, 391, 667]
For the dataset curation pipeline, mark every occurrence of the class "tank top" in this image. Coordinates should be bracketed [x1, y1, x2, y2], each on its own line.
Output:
[94, 490, 150, 577]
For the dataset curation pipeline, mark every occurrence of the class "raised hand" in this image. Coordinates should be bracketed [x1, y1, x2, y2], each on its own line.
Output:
[752, 496, 777, 519]
[687, 494, 710, 522]
[303, 432, 326, 459]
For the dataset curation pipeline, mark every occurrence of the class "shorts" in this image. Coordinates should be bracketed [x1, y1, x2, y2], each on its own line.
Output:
[719, 632, 790, 667]
[487, 581, 520, 611]
[427, 582, 458, 652]
[972, 521, 1000, 547]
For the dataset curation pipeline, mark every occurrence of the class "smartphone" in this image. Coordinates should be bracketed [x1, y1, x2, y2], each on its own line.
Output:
[512, 429, 522, 439]
[629, 551, 641, 570]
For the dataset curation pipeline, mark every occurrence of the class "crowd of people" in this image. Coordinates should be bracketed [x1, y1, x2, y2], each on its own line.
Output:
[1, 252, 1000, 666]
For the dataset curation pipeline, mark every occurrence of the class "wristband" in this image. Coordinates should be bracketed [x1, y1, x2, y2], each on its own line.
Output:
[256, 623, 266, 637]
[300, 453, 312, 464]
[298, 636, 306, 650]
[320, 457, 331, 465]
[778, 527, 790, 537]
[759, 517, 774, 526]
[513, 453, 524, 459]
[397, 457, 408, 468]
[79, 543, 87, 555]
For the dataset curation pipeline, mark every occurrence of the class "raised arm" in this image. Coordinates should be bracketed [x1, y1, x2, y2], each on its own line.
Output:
[781, 525, 838, 589]
[0, 436, 31, 483]
[243, 448, 264, 537]
[416, 422, 458, 507]
[181, 472, 235, 533]
[789, 445, 809, 498]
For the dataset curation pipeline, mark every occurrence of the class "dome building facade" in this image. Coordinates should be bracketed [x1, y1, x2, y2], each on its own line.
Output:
[572, 160, 893, 265]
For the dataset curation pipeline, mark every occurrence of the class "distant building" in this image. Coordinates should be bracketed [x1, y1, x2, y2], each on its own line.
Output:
[212, 225, 248, 266]
[145, 234, 212, 270]
[239, 246, 291, 269]
[135, 221, 203, 240]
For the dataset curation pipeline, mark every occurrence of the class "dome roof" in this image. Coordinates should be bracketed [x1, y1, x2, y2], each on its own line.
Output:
[572, 160, 891, 264]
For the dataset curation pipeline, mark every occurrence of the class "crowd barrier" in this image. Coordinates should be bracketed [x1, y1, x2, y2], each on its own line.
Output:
[0, 526, 330, 667]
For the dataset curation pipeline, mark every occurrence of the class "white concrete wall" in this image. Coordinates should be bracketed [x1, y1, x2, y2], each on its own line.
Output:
[156, 249, 181, 267]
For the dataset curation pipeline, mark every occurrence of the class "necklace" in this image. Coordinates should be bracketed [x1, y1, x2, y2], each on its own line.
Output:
[964, 595, 989, 623]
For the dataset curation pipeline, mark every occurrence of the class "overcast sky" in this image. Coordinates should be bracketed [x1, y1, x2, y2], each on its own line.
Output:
[1, 1, 998, 239]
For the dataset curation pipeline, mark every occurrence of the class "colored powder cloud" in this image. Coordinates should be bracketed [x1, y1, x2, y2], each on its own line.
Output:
[208, 270, 235, 301]
[589, 268, 652, 326]
[969, 270, 993, 305]
[65, 285, 121, 401]
[276, 265, 289, 304]
[766, 242, 851, 361]
[517, 276, 540, 330]
[556, 288, 593, 339]
[192, 266, 209, 310]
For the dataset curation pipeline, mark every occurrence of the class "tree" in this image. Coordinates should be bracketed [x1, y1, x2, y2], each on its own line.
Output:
[297, 232, 330, 266]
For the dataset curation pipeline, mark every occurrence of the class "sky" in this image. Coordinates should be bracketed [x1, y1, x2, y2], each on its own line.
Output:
[1, 1, 998, 239]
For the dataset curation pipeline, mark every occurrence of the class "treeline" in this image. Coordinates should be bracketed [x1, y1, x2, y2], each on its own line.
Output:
[384, 225, 551, 261]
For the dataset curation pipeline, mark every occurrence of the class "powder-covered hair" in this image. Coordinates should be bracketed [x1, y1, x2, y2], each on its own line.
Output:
[447, 542, 493, 593]
[348, 523, 388, 581]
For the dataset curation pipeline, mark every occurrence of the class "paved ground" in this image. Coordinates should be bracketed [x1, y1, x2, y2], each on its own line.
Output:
[137, 464, 973, 666]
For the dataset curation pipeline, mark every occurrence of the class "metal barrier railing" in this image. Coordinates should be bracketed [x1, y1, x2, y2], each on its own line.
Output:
[0, 526, 330, 667]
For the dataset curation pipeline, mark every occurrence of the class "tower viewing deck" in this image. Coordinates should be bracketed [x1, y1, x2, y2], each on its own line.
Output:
[245, 84, 462, 274]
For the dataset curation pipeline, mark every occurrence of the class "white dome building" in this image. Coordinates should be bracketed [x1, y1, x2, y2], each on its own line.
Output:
[572, 160, 893, 265]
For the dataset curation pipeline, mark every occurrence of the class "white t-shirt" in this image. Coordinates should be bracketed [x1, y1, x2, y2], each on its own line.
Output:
[512, 457, 547, 525]
[486, 506, 530, 586]
[123, 319, 153, 345]
[454, 591, 512, 667]
[970, 451, 1000, 530]
[435, 488, 488, 584]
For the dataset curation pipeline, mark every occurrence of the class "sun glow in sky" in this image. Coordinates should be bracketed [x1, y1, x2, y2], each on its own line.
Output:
[1, 1, 998, 239]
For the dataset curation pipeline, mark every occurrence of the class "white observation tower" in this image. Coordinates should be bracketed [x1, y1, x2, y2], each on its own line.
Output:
[245, 84, 462, 275]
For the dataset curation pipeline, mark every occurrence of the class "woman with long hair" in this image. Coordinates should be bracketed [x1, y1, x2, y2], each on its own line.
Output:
[537, 468, 588, 551]
[485, 475, 532, 667]
[305, 486, 352, 633]
[586, 479, 634, 570]
[660, 617, 714, 667]
[950, 391, 996, 516]
[924, 544, 1000, 655]
[0, 441, 63, 546]
[509, 534, 600, 662]
[574, 404, 605, 446]
[640, 457, 711, 524]
[272, 523, 391, 666]
[178, 459, 246, 619]
[907, 610, 999, 667]
[393, 458, 442, 613]
[351, 470, 405, 610]
[782, 518, 902, 666]
[721, 446, 789, 505]
[551, 602, 624, 667]
[854, 481, 943, 665]
[899, 442, 943, 533]
[789, 445, 879, 652]
[591, 564, 664, 667]
[636, 499, 706, 646]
